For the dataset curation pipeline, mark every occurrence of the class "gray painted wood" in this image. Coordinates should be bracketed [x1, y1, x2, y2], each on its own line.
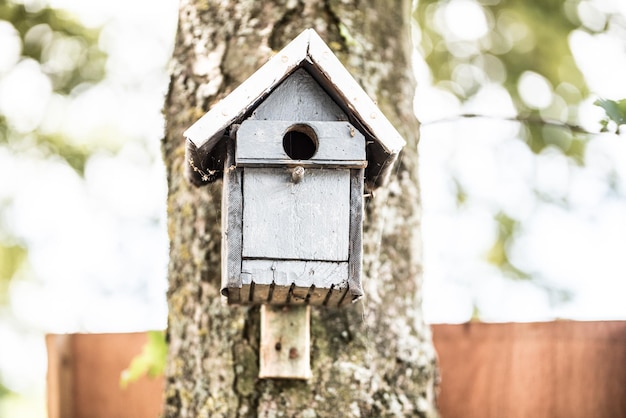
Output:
[242, 167, 351, 261]
[236, 120, 366, 166]
[250, 68, 347, 122]
[259, 305, 311, 380]
[239, 260, 350, 305]
[241, 260, 348, 287]
[221, 139, 243, 304]
[347, 168, 364, 300]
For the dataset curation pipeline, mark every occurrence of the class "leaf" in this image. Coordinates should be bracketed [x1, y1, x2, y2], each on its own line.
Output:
[0, 243, 27, 304]
[594, 98, 626, 128]
[485, 212, 530, 280]
[120, 331, 168, 388]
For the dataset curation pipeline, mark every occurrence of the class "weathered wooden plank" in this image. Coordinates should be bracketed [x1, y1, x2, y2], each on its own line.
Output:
[222, 139, 243, 303]
[241, 259, 348, 287]
[433, 321, 626, 418]
[47, 334, 73, 418]
[242, 167, 351, 261]
[236, 159, 367, 169]
[238, 258, 348, 305]
[239, 283, 337, 305]
[324, 285, 349, 307]
[347, 168, 364, 300]
[46, 333, 164, 418]
[250, 68, 347, 121]
[259, 305, 312, 380]
[236, 120, 366, 165]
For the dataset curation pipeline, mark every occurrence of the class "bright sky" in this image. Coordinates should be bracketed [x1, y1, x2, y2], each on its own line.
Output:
[0, 0, 625, 415]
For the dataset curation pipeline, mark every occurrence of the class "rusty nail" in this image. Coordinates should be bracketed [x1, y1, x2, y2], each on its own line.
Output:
[289, 347, 298, 359]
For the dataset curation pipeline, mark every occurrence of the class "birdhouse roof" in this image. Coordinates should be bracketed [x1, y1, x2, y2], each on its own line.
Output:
[184, 28, 406, 188]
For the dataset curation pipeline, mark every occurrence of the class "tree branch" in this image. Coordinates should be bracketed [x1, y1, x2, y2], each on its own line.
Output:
[421, 113, 597, 136]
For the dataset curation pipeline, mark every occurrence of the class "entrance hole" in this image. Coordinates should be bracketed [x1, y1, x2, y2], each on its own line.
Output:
[282, 124, 318, 160]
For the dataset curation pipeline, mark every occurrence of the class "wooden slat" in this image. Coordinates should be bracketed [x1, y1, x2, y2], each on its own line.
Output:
[432, 321, 626, 418]
[46, 333, 164, 418]
[241, 259, 348, 288]
[222, 139, 244, 303]
[249, 68, 347, 122]
[46, 334, 73, 418]
[242, 168, 351, 261]
[236, 120, 366, 165]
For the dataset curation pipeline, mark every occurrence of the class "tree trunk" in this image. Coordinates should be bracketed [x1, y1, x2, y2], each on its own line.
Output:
[162, 1, 439, 416]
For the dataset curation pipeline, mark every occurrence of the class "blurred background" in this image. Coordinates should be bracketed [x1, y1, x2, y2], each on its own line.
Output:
[0, 0, 624, 415]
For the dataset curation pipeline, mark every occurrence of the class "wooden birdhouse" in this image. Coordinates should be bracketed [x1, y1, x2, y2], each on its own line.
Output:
[184, 29, 405, 308]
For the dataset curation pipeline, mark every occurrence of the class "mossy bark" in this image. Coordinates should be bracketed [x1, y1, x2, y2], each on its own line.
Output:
[162, 0, 439, 416]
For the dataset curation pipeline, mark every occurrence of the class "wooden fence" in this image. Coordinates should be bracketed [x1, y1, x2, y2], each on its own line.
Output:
[47, 321, 626, 418]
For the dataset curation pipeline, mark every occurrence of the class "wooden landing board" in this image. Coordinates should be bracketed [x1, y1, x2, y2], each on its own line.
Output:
[240, 259, 348, 305]
[259, 305, 312, 380]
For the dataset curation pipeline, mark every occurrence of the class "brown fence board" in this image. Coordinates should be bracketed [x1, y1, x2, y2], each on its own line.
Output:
[46, 333, 164, 418]
[432, 321, 626, 418]
[46, 321, 626, 418]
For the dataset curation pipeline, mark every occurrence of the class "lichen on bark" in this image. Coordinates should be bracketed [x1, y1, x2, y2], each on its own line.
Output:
[162, 0, 439, 416]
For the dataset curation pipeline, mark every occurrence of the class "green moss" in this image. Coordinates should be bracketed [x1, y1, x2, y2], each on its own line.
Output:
[234, 342, 258, 397]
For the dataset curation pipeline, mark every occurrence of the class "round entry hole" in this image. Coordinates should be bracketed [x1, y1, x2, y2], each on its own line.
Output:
[282, 124, 318, 160]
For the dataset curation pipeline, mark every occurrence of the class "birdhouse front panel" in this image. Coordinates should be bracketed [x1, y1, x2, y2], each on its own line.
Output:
[222, 117, 366, 306]
[241, 167, 351, 261]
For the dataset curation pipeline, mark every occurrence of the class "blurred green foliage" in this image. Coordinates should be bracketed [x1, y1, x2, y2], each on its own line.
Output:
[0, 0, 107, 174]
[414, 0, 616, 291]
[595, 98, 626, 133]
[120, 331, 167, 388]
[0, 0, 107, 400]
[486, 212, 529, 280]
[414, 0, 592, 158]
[0, 242, 26, 304]
[0, 0, 107, 280]
[0, 0, 105, 94]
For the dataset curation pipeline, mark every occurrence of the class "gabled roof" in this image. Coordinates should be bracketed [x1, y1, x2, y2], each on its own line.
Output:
[184, 28, 405, 187]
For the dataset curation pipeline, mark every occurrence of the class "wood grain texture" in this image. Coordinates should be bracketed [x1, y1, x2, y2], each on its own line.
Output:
[241, 259, 348, 288]
[251, 68, 346, 122]
[433, 321, 626, 418]
[47, 322, 626, 417]
[46, 334, 73, 418]
[221, 138, 243, 302]
[259, 305, 312, 379]
[46, 333, 164, 418]
[240, 259, 349, 305]
[236, 120, 366, 167]
[242, 167, 351, 261]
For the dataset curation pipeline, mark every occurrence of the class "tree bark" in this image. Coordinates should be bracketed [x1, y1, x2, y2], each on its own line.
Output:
[162, 1, 439, 416]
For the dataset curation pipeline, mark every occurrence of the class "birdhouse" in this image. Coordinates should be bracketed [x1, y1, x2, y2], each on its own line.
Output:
[184, 29, 405, 307]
